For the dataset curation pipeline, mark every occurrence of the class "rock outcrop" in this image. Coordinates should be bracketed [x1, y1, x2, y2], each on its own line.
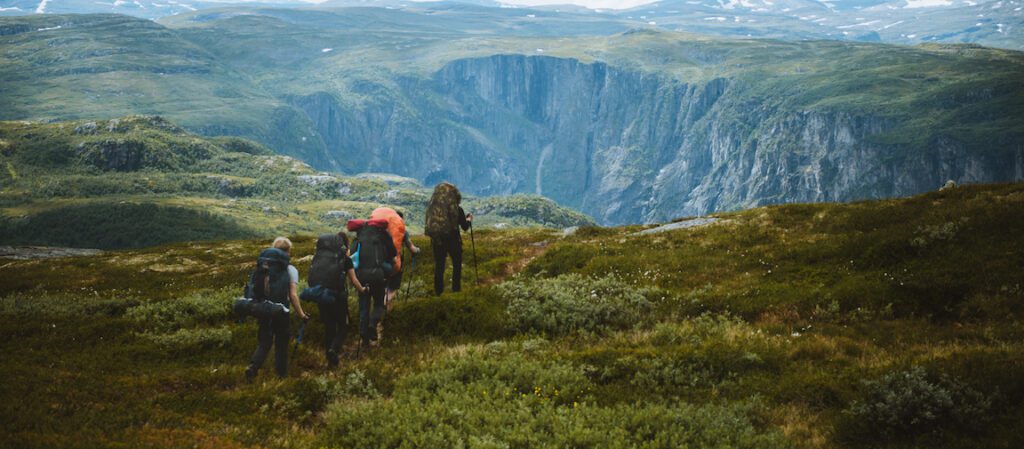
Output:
[290, 55, 1024, 225]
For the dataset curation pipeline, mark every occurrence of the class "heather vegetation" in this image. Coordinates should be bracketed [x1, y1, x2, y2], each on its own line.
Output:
[1, 183, 1021, 448]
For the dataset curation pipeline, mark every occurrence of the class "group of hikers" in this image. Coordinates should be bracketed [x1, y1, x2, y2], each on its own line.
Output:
[240, 182, 474, 380]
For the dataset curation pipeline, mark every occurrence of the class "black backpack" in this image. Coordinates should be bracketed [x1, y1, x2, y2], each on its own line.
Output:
[308, 234, 345, 293]
[354, 226, 392, 284]
[244, 247, 292, 305]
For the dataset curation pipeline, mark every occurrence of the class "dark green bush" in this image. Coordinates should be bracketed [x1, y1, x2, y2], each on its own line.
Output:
[523, 243, 600, 277]
[322, 348, 786, 449]
[126, 288, 233, 332]
[138, 326, 233, 351]
[386, 287, 509, 340]
[500, 273, 660, 336]
[842, 366, 993, 442]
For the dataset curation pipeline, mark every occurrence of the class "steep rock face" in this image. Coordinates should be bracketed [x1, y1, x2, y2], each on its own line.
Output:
[291, 54, 1024, 225]
[290, 89, 522, 196]
[650, 105, 1024, 222]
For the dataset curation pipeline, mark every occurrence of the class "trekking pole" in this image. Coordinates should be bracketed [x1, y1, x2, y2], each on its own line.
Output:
[470, 222, 479, 286]
[403, 252, 416, 302]
[292, 319, 307, 359]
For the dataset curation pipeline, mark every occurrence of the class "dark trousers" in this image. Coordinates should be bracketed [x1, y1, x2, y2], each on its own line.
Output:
[319, 292, 348, 363]
[248, 313, 290, 378]
[358, 282, 387, 343]
[432, 233, 463, 295]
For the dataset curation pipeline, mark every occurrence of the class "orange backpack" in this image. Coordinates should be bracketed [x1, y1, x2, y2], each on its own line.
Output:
[370, 207, 406, 273]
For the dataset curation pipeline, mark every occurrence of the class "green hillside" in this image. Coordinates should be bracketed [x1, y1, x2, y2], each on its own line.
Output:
[1, 182, 1021, 448]
[0, 116, 594, 249]
[3, 12, 1021, 224]
[0, 14, 333, 166]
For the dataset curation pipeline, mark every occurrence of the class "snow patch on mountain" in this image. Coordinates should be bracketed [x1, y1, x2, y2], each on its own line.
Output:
[838, 19, 880, 28]
[904, 0, 953, 8]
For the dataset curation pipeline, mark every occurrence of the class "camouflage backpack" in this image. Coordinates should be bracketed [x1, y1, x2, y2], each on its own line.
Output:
[424, 182, 462, 237]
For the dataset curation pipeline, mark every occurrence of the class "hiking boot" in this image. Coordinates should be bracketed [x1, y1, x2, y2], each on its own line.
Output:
[327, 350, 339, 369]
[244, 367, 256, 384]
[358, 338, 372, 357]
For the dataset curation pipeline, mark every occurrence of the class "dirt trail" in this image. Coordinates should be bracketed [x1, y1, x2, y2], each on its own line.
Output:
[488, 240, 550, 285]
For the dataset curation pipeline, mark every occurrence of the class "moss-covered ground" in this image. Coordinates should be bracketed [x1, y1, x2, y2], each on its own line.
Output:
[1, 183, 1022, 448]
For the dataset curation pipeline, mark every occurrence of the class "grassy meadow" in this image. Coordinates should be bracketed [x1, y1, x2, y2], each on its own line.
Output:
[0, 117, 594, 249]
[1, 182, 1022, 448]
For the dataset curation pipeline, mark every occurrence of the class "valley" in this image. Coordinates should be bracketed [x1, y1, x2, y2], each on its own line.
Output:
[1, 5, 1022, 447]
[1, 10, 1022, 224]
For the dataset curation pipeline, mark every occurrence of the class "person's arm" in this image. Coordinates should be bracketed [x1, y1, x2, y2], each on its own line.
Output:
[347, 268, 368, 293]
[287, 265, 308, 319]
[342, 254, 367, 293]
[289, 283, 308, 320]
[403, 231, 420, 254]
[458, 206, 472, 231]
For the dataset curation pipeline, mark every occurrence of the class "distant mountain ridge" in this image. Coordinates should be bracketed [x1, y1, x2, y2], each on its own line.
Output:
[1, 10, 1022, 224]
[2, 0, 1020, 49]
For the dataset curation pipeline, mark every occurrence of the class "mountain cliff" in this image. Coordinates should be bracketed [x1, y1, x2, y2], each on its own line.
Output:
[283, 47, 1024, 224]
[2, 12, 1022, 224]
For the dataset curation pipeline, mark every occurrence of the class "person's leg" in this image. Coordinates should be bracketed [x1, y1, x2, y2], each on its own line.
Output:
[335, 294, 349, 350]
[273, 314, 290, 378]
[319, 301, 338, 367]
[247, 317, 273, 378]
[385, 270, 402, 311]
[358, 285, 372, 345]
[432, 236, 447, 295]
[451, 235, 464, 293]
[328, 295, 348, 365]
[369, 282, 386, 342]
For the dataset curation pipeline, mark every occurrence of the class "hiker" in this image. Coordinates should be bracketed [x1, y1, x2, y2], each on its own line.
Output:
[245, 237, 309, 381]
[307, 232, 368, 368]
[370, 207, 408, 311]
[386, 210, 420, 309]
[424, 182, 473, 295]
[348, 217, 397, 349]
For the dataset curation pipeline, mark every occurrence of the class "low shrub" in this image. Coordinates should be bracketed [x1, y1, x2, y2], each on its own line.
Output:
[138, 325, 232, 351]
[842, 366, 994, 442]
[321, 348, 786, 449]
[648, 313, 760, 346]
[386, 287, 508, 340]
[126, 288, 232, 332]
[523, 244, 600, 277]
[500, 273, 660, 336]
[0, 291, 140, 318]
